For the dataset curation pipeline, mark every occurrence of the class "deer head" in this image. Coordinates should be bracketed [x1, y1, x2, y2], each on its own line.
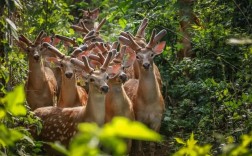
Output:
[71, 51, 113, 94]
[16, 31, 47, 62]
[109, 45, 136, 83]
[119, 28, 167, 71]
[79, 8, 99, 30]
[43, 42, 92, 79]
[89, 44, 135, 84]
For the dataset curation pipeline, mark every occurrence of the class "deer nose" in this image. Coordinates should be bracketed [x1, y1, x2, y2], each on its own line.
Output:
[65, 72, 73, 78]
[119, 73, 128, 83]
[100, 85, 109, 93]
[143, 63, 150, 69]
[33, 54, 40, 60]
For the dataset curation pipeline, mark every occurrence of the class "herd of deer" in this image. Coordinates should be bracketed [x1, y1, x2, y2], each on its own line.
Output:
[16, 8, 167, 156]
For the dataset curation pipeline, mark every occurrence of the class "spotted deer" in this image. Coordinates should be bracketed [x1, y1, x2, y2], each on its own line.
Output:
[16, 31, 57, 110]
[89, 44, 136, 153]
[33, 52, 112, 149]
[120, 18, 163, 89]
[120, 29, 167, 156]
[105, 46, 136, 153]
[78, 8, 99, 30]
[42, 42, 91, 107]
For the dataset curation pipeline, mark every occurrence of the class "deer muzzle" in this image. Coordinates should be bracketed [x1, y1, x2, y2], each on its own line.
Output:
[100, 85, 109, 93]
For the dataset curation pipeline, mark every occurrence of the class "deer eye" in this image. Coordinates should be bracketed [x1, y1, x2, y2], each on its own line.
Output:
[136, 55, 140, 60]
[106, 75, 109, 80]
[151, 53, 155, 57]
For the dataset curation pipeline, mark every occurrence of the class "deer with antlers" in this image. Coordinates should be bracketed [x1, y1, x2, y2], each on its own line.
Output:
[33, 52, 112, 151]
[16, 31, 57, 110]
[78, 8, 99, 31]
[42, 42, 92, 107]
[71, 18, 106, 44]
[121, 18, 163, 89]
[88, 43, 136, 153]
[120, 27, 167, 156]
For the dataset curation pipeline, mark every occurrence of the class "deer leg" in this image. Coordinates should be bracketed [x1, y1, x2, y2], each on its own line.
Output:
[150, 121, 161, 156]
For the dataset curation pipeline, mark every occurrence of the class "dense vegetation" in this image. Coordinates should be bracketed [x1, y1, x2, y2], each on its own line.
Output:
[0, 0, 252, 155]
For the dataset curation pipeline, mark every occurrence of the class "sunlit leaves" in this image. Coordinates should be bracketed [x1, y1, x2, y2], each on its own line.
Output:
[102, 117, 162, 141]
[118, 18, 127, 29]
[0, 85, 26, 116]
[66, 117, 162, 156]
[0, 125, 23, 147]
[173, 133, 212, 156]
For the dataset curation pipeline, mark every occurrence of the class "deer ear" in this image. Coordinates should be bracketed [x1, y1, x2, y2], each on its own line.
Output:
[52, 37, 60, 46]
[90, 9, 99, 20]
[45, 57, 61, 68]
[107, 64, 121, 78]
[123, 47, 136, 68]
[153, 41, 166, 54]
[42, 36, 51, 43]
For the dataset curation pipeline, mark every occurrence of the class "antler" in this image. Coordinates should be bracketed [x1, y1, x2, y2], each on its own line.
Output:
[119, 32, 141, 52]
[19, 35, 33, 46]
[70, 43, 95, 58]
[101, 51, 112, 72]
[55, 34, 78, 47]
[96, 18, 106, 31]
[146, 29, 167, 49]
[42, 42, 65, 58]
[84, 30, 96, 42]
[154, 29, 167, 44]
[71, 25, 86, 33]
[15, 40, 28, 51]
[82, 56, 94, 74]
[135, 18, 148, 39]
[34, 31, 46, 46]
[80, 21, 90, 32]
[91, 8, 99, 14]
[113, 45, 126, 63]
[70, 58, 86, 69]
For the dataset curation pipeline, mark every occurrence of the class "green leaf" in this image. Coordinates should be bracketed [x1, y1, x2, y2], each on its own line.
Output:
[118, 18, 127, 29]
[175, 137, 185, 145]
[102, 117, 162, 141]
[0, 108, 6, 119]
[1, 85, 27, 116]
[23, 135, 35, 146]
[6, 18, 17, 31]
[14, 0, 22, 9]
[0, 125, 23, 147]
[48, 142, 69, 156]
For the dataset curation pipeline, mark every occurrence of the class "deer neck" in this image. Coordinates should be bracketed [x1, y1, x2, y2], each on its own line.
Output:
[81, 83, 106, 126]
[27, 56, 47, 90]
[58, 72, 78, 107]
[107, 82, 129, 108]
[137, 63, 161, 102]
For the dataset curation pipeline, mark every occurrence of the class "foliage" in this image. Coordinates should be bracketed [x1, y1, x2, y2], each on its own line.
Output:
[173, 132, 252, 156]
[0, 85, 42, 155]
[173, 133, 211, 156]
[52, 117, 162, 156]
[0, 0, 252, 155]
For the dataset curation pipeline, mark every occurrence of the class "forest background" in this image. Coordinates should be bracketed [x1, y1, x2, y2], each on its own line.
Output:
[0, 0, 252, 155]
